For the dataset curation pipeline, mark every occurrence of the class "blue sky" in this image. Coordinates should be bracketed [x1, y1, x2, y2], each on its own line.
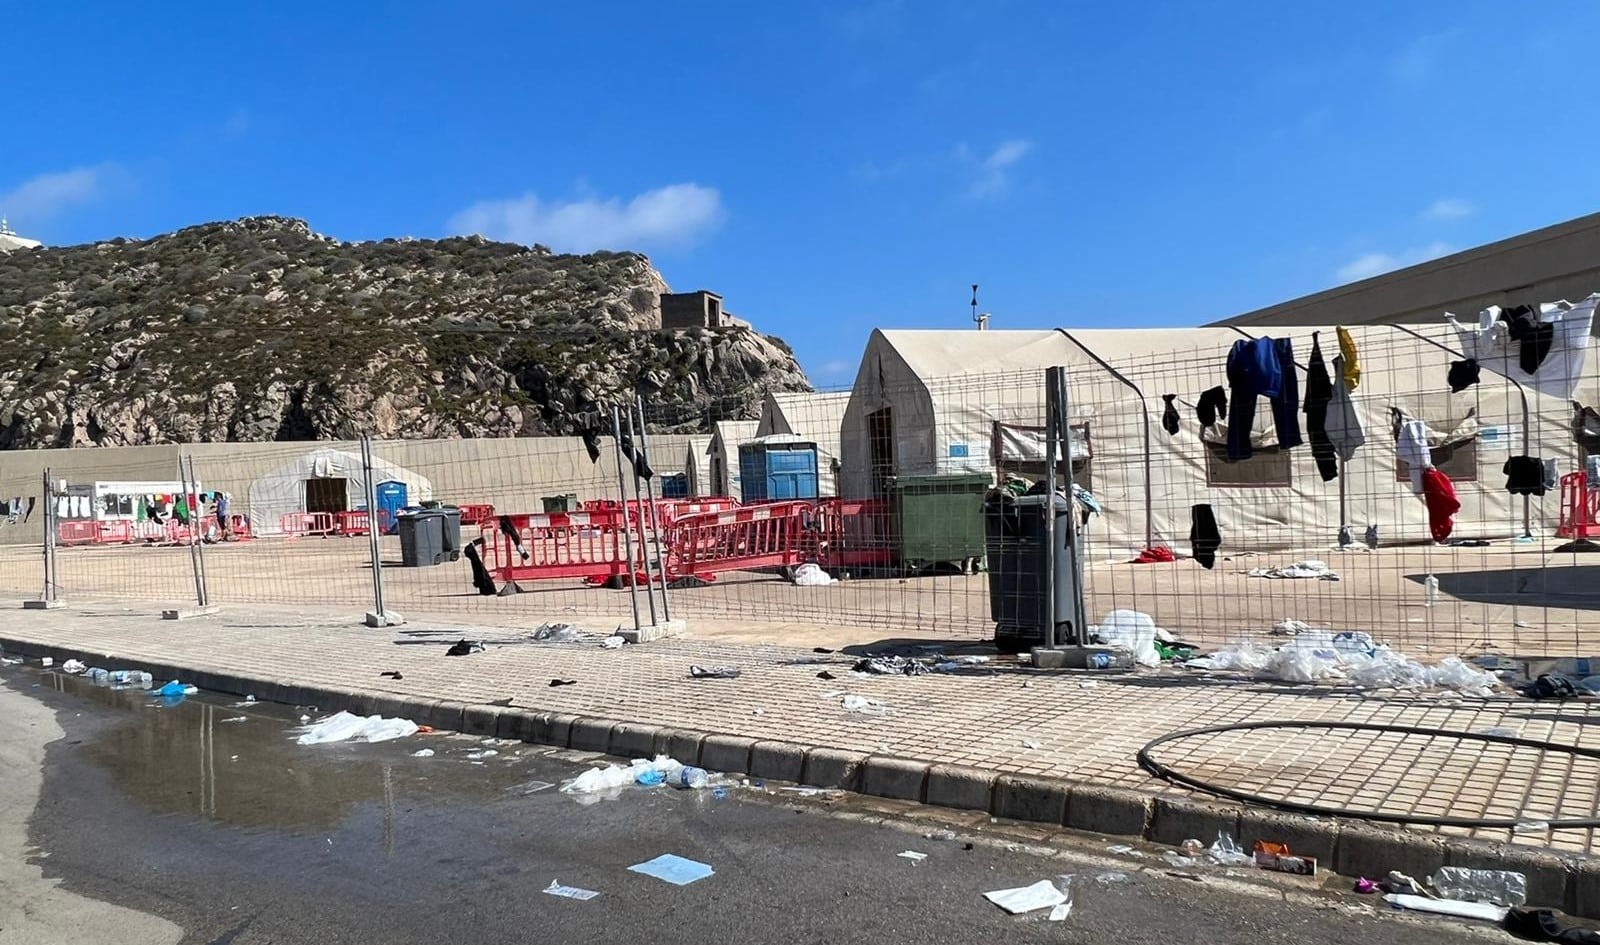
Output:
[5, 2, 1599, 384]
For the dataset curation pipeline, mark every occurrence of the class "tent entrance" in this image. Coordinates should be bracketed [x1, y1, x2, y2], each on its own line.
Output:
[867, 407, 894, 498]
[306, 478, 348, 516]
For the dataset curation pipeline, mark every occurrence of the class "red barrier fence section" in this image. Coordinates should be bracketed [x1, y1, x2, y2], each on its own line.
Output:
[486, 509, 634, 585]
[1560, 472, 1600, 539]
[56, 521, 99, 546]
[812, 498, 895, 571]
[457, 504, 495, 527]
[666, 501, 816, 583]
[335, 510, 371, 537]
[280, 512, 335, 538]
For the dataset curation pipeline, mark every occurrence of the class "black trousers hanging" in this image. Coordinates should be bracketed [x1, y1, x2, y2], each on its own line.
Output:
[1303, 335, 1339, 482]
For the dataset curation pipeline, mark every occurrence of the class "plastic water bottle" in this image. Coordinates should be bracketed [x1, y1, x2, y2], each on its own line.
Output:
[87, 667, 110, 686]
[674, 766, 710, 789]
[1089, 653, 1114, 669]
[1424, 574, 1440, 607]
[110, 670, 153, 689]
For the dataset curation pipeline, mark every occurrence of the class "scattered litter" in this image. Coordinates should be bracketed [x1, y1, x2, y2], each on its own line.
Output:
[1505, 907, 1600, 942]
[1514, 620, 1535, 629]
[549, 678, 577, 687]
[1513, 820, 1551, 834]
[1105, 844, 1140, 857]
[156, 681, 198, 698]
[379, 671, 404, 680]
[1187, 632, 1498, 693]
[898, 850, 928, 861]
[1271, 619, 1313, 636]
[637, 769, 665, 786]
[689, 665, 741, 679]
[1088, 609, 1164, 667]
[1424, 574, 1441, 606]
[1208, 832, 1251, 866]
[1247, 560, 1341, 581]
[1429, 867, 1527, 906]
[629, 854, 714, 886]
[513, 780, 554, 794]
[533, 623, 581, 642]
[1078, 680, 1099, 689]
[61, 659, 86, 674]
[1522, 673, 1581, 699]
[299, 714, 311, 722]
[600, 636, 626, 650]
[816, 671, 837, 680]
[294, 711, 420, 745]
[1386, 871, 1431, 896]
[983, 879, 1069, 915]
[543, 880, 599, 901]
[1094, 871, 1131, 885]
[1473, 726, 1521, 738]
[1252, 841, 1317, 876]
[40, 657, 52, 667]
[1180, 839, 1204, 857]
[791, 563, 837, 586]
[1162, 851, 1198, 868]
[840, 694, 886, 714]
[412, 749, 435, 758]
[1385, 893, 1507, 923]
[445, 639, 485, 656]
[924, 829, 958, 841]
[1048, 902, 1072, 922]
[0, 656, 22, 666]
[219, 716, 247, 724]
[784, 786, 841, 798]
[563, 765, 634, 794]
[853, 655, 930, 676]
[465, 749, 499, 760]
[1355, 877, 1379, 894]
[813, 647, 835, 654]
[1022, 739, 1042, 750]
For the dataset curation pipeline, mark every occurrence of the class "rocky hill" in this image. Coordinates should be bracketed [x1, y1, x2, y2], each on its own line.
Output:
[0, 216, 809, 448]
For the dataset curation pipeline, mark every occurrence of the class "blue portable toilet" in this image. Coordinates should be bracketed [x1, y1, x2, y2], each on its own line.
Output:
[374, 481, 408, 534]
[659, 473, 689, 499]
[738, 437, 819, 502]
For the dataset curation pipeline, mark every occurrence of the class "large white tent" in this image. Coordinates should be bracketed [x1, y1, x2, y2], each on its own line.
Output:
[756, 390, 850, 496]
[247, 447, 433, 536]
[838, 325, 1600, 559]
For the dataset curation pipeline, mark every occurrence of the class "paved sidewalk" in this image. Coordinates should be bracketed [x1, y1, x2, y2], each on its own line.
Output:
[5, 599, 1600, 897]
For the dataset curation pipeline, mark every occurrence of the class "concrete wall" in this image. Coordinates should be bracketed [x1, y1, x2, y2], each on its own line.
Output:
[660, 291, 727, 330]
[1217, 211, 1600, 329]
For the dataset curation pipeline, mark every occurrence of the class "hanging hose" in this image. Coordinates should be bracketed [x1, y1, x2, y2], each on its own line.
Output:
[1138, 720, 1600, 829]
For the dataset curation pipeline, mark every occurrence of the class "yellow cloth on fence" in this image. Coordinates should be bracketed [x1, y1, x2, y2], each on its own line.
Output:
[1337, 327, 1361, 390]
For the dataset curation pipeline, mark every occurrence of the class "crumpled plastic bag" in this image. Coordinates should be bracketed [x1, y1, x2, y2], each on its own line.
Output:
[792, 563, 837, 587]
[1089, 609, 1164, 667]
[294, 711, 419, 745]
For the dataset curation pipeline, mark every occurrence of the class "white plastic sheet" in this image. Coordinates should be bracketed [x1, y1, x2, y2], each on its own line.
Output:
[1089, 609, 1163, 667]
[792, 563, 837, 586]
[293, 711, 419, 745]
[983, 879, 1068, 915]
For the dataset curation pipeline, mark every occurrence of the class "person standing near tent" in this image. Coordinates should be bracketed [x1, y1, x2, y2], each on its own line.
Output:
[214, 491, 231, 539]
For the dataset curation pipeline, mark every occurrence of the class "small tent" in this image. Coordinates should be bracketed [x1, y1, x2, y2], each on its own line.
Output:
[708, 420, 759, 499]
[681, 435, 713, 497]
[757, 390, 850, 496]
[247, 447, 433, 536]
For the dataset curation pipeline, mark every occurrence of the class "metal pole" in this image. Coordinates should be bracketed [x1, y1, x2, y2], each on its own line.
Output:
[624, 406, 659, 627]
[176, 457, 204, 607]
[362, 436, 387, 620]
[1053, 366, 1088, 644]
[635, 394, 673, 621]
[1042, 369, 1059, 647]
[1054, 330, 1153, 550]
[185, 454, 210, 607]
[40, 468, 54, 603]
[611, 406, 642, 632]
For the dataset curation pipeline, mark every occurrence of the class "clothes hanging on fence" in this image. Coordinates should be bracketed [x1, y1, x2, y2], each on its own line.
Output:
[1336, 327, 1360, 390]
[1189, 503, 1221, 570]
[1589, 454, 1600, 490]
[1195, 386, 1228, 428]
[1324, 355, 1366, 462]
[1421, 468, 1460, 543]
[1504, 455, 1547, 496]
[1161, 395, 1180, 436]
[1225, 337, 1301, 460]
[1302, 333, 1338, 482]
[1447, 358, 1480, 393]
[580, 424, 604, 464]
[617, 432, 655, 480]
[1544, 457, 1560, 491]
[463, 538, 498, 596]
[1451, 294, 1597, 397]
[1396, 418, 1433, 494]
[498, 514, 531, 561]
[1575, 402, 1600, 454]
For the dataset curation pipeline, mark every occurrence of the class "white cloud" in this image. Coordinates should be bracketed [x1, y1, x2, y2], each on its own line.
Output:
[813, 358, 856, 381]
[965, 139, 1033, 199]
[0, 164, 123, 225]
[1421, 197, 1474, 221]
[1336, 241, 1456, 283]
[1390, 29, 1459, 84]
[447, 183, 725, 253]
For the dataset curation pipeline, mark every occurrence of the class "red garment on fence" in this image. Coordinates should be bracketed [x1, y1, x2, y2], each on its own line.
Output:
[1421, 467, 1461, 543]
[1131, 547, 1175, 564]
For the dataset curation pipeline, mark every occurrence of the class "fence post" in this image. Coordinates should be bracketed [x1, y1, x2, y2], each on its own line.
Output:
[28, 468, 60, 608]
[1049, 366, 1089, 644]
[635, 394, 673, 621]
[185, 454, 210, 608]
[361, 435, 399, 627]
[611, 405, 642, 633]
[1042, 370, 1058, 646]
[175, 456, 207, 610]
[623, 404, 660, 627]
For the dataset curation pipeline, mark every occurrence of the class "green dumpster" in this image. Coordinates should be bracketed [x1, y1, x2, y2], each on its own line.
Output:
[541, 494, 580, 514]
[890, 473, 991, 571]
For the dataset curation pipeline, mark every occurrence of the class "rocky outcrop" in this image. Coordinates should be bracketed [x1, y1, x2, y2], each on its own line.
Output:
[0, 216, 809, 447]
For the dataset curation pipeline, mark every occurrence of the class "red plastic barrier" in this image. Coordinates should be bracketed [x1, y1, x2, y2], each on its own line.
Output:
[56, 521, 99, 546]
[1559, 472, 1599, 539]
[457, 503, 496, 527]
[666, 501, 817, 583]
[335, 510, 371, 537]
[226, 514, 253, 540]
[280, 512, 335, 538]
[812, 498, 896, 570]
[485, 509, 637, 584]
[96, 520, 134, 544]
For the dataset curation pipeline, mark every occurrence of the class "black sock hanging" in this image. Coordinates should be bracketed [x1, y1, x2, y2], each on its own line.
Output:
[1190, 504, 1221, 569]
[1161, 394, 1180, 436]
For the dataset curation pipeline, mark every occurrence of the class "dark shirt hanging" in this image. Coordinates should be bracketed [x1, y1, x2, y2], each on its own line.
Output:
[1503, 454, 1547, 496]
[1195, 386, 1227, 428]
[1190, 504, 1221, 569]
[1447, 358, 1480, 393]
[1501, 304, 1555, 373]
[580, 425, 603, 464]
[1302, 333, 1338, 482]
[1161, 395, 1180, 436]
[1224, 337, 1301, 461]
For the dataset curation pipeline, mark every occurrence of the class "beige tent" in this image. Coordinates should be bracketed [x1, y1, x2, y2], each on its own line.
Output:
[708, 420, 759, 499]
[756, 390, 850, 495]
[838, 325, 1600, 559]
[681, 435, 712, 497]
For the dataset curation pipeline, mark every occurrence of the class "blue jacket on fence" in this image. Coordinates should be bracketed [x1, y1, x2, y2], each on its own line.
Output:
[1225, 337, 1303, 461]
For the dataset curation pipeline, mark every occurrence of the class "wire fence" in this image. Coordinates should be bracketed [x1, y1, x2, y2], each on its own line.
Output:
[3, 319, 1599, 662]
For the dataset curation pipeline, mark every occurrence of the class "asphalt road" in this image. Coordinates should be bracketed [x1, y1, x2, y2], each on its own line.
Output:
[0, 663, 1517, 945]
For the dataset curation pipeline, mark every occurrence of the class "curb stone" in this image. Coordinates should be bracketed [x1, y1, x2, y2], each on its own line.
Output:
[3, 634, 1596, 917]
[861, 756, 929, 801]
[749, 741, 807, 783]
